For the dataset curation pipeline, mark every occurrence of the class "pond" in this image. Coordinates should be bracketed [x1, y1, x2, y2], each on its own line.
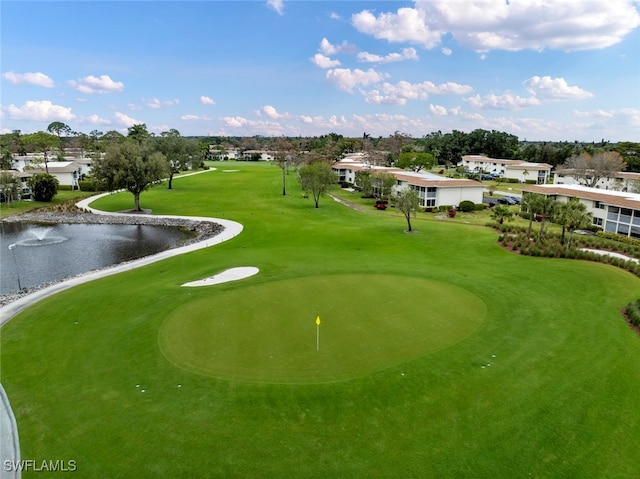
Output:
[0, 222, 192, 295]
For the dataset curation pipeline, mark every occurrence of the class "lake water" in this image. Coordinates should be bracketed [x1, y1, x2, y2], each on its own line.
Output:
[0, 222, 191, 295]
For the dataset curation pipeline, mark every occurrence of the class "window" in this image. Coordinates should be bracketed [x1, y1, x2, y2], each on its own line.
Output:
[607, 206, 619, 221]
[594, 201, 605, 209]
[620, 208, 632, 224]
[593, 217, 603, 227]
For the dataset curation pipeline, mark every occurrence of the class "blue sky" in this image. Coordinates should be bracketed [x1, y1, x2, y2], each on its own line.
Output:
[1, 0, 639, 141]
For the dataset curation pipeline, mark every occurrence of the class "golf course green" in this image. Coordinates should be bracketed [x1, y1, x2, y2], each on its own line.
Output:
[1, 162, 639, 478]
[159, 274, 485, 383]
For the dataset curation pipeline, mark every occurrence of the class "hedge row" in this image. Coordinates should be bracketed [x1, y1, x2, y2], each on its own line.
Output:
[625, 299, 640, 327]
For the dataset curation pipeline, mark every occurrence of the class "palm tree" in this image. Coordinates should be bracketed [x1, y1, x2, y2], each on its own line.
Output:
[491, 205, 514, 225]
[536, 196, 557, 243]
[521, 193, 544, 239]
[564, 201, 592, 249]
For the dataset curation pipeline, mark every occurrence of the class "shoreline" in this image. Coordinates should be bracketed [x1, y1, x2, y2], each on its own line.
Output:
[0, 210, 225, 307]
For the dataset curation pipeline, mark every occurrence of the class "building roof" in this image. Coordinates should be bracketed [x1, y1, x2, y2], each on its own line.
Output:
[27, 161, 82, 173]
[333, 160, 482, 189]
[523, 183, 640, 210]
[554, 168, 640, 181]
[461, 155, 552, 171]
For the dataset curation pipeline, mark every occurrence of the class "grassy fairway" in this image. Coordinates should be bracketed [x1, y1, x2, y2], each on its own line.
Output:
[2, 162, 640, 478]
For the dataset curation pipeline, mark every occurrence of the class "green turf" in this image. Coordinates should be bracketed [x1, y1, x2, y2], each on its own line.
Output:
[159, 274, 485, 383]
[1, 161, 640, 478]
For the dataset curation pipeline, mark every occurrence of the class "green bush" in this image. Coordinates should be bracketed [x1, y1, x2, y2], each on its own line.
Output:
[78, 180, 96, 191]
[525, 179, 537, 184]
[458, 200, 475, 212]
[58, 185, 72, 191]
[28, 173, 59, 202]
[625, 300, 640, 327]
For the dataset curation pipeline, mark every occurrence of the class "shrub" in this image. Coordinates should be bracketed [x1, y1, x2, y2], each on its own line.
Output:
[458, 200, 475, 212]
[78, 180, 98, 192]
[28, 173, 59, 202]
[625, 300, 640, 327]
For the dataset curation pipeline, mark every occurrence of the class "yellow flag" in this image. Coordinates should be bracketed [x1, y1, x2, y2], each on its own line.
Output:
[316, 316, 321, 325]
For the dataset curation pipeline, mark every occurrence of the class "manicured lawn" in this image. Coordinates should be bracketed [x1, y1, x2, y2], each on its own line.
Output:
[1, 161, 640, 478]
[0, 190, 96, 218]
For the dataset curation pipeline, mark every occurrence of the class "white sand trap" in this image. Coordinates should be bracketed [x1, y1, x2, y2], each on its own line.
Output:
[181, 267, 259, 287]
[222, 170, 240, 172]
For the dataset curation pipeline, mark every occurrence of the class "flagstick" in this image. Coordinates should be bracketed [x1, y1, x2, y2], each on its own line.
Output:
[316, 322, 320, 351]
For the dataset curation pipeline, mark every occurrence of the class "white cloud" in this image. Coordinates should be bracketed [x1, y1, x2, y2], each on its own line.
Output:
[69, 75, 124, 94]
[200, 95, 216, 105]
[574, 109, 615, 119]
[266, 0, 284, 15]
[114, 111, 139, 127]
[2, 71, 54, 88]
[441, 47, 452, 56]
[329, 12, 341, 21]
[352, 7, 444, 48]
[260, 105, 289, 119]
[362, 80, 473, 104]
[3, 100, 75, 121]
[357, 47, 418, 63]
[429, 104, 448, 116]
[84, 114, 111, 125]
[325, 68, 386, 93]
[181, 114, 211, 121]
[310, 53, 341, 69]
[464, 93, 541, 110]
[146, 98, 179, 109]
[524, 76, 593, 100]
[319, 38, 357, 56]
[352, 1, 640, 52]
[222, 116, 249, 128]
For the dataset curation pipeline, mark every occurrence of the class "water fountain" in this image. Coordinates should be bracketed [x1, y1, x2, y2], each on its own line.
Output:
[0, 222, 191, 295]
[16, 227, 68, 247]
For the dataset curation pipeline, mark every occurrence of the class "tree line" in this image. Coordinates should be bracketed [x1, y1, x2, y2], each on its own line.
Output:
[3, 126, 639, 172]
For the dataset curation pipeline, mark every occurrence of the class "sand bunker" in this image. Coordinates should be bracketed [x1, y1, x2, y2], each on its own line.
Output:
[182, 267, 259, 287]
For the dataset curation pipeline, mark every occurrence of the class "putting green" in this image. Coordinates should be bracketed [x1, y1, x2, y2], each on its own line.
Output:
[158, 274, 486, 383]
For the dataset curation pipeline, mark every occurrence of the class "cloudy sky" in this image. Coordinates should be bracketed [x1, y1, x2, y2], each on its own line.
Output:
[2, 0, 639, 141]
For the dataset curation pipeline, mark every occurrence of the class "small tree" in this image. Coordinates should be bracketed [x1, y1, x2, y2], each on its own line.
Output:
[491, 205, 513, 225]
[394, 187, 419, 232]
[396, 152, 436, 172]
[371, 171, 396, 200]
[298, 162, 338, 208]
[563, 200, 592, 249]
[355, 170, 374, 197]
[155, 129, 198, 189]
[561, 151, 626, 188]
[92, 139, 168, 211]
[29, 173, 59, 202]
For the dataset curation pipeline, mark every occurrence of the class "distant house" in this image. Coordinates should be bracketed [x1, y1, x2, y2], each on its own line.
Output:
[553, 168, 640, 192]
[460, 155, 552, 184]
[0, 170, 32, 200]
[332, 158, 484, 208]
[522, 183, 640, 238]
[242, 150, 276, 161]
[27, 161, 83, 189]
[209, 145, 241, 161]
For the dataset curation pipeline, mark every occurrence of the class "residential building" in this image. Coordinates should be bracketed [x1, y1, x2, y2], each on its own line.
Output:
[553, 168, 640, 192]
[522, 183, 640, 239]
[332, 158, 484, 208]
[460, 155, 552, 184]
[26, 161, 83, 189]
[242, 150, 276, 161]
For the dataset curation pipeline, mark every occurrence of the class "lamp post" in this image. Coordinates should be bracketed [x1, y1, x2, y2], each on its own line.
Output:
[7, 244, 22, 291]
